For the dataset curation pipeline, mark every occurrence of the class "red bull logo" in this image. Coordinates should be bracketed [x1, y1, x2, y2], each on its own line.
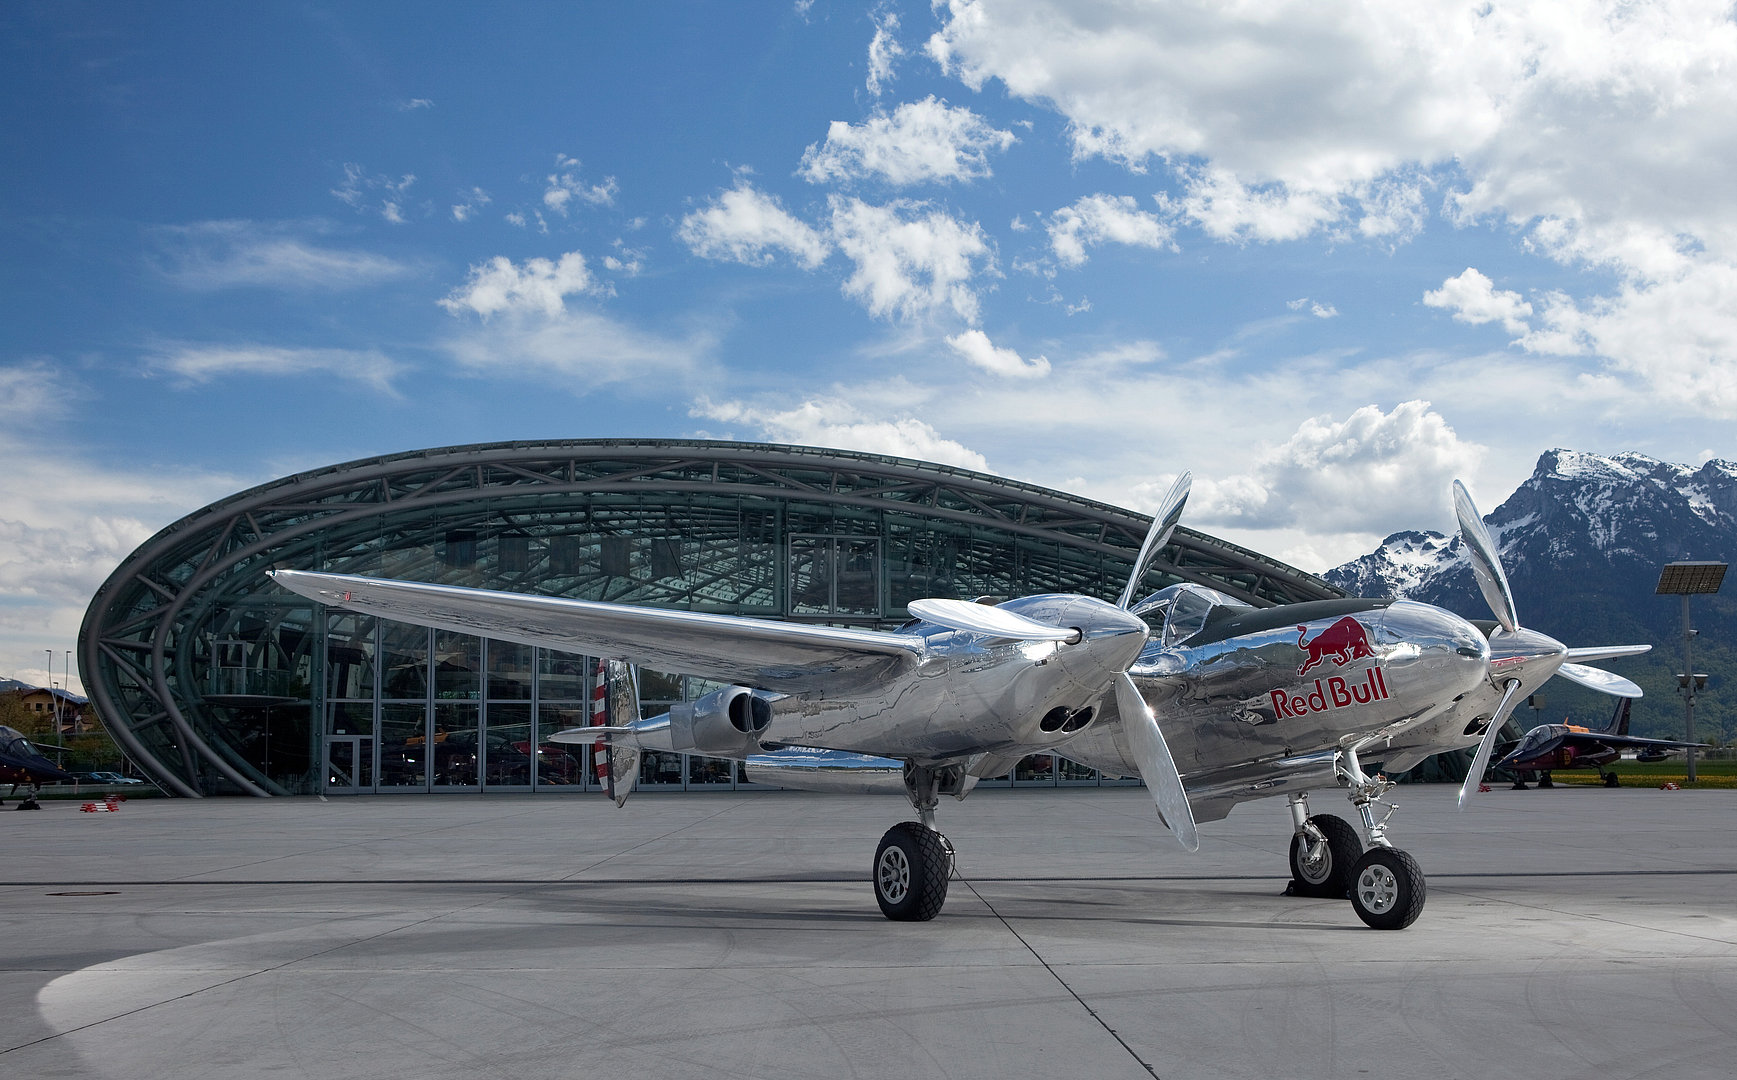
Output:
[1273, 615, 1389, 720]
[1295, 615, 1376, 676]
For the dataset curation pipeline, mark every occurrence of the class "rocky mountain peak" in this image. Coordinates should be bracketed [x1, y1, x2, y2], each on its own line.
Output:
[1324, 448, 1736, 741]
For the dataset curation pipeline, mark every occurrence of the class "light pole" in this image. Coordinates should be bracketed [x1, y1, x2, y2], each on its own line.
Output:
[45, 648, 58, 740]
[1655, 561, 1727, 784]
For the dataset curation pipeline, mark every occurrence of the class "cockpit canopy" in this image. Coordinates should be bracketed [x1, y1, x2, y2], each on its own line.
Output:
[0, 725, 36, 757]
[1129, 583, 1253, 648]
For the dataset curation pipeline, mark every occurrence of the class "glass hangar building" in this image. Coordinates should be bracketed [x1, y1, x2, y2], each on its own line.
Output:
[78, 440, 1340, 797]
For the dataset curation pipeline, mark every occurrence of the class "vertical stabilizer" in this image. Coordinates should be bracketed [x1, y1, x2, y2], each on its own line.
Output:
[1603, 696, 1632, 737]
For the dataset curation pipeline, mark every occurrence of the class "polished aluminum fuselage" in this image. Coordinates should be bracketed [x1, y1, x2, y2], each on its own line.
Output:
[755, 599, 1500, 819]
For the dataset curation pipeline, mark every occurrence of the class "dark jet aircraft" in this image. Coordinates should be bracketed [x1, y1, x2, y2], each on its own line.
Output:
[1, 724, 75, 804]
[1498, 698, 1705, 787]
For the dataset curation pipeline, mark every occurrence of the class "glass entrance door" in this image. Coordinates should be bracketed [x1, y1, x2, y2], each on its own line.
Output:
[324, 735, 372, 793]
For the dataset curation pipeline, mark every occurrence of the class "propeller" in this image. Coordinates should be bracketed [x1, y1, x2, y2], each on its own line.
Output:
[1458, 678, 1525, 808]
[1116, 671, 1199, 851]
[1453, 480, 1517, 633]
[902, 470, 1199, 851]
[1555, 663, 1642, 698]
[1450, 480, 1651, 803]
[1117, 472, 1191, 609]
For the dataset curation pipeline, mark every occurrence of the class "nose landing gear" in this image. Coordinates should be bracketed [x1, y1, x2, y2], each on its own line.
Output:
[1284, 748, 1428, 929]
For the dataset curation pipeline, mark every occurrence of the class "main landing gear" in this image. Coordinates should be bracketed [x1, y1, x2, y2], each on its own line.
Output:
[873, 763, 960, 921]
[1285, 748, 1427, 930]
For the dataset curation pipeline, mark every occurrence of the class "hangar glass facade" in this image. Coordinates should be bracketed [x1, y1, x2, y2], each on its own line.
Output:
[79, 440, 1339, 797]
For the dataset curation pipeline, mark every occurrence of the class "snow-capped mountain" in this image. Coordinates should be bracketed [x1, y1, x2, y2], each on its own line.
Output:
[1326, 450, 1737, 742]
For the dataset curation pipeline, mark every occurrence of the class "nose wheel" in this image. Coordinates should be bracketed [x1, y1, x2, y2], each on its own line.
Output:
[1285, 750, 1433, 929]
[1348, 847, 1426, 929]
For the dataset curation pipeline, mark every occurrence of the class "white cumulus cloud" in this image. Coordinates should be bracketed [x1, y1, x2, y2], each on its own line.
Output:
[1187, 400, 1483, 534]
[866, 9, 904, 96]
[926, 0, 1737, 414]
[1046, 193, 1174, 267]
[1423, 267, 1533, 336]
[799, 96, 1016, 186]
[439, 252, 598, 319]
[544, 154, 617, 214]
[828, 196, 993, 322]
[451, 187, 491, 222]
[944, 329, 1049, 378]
[677, 183, 831, 269]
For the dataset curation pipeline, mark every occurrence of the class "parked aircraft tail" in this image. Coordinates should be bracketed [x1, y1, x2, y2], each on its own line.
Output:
[1604, 696, 1632, 737]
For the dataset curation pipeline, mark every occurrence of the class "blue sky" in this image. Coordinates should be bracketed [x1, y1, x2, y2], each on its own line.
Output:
[5, 1, 1736, 689]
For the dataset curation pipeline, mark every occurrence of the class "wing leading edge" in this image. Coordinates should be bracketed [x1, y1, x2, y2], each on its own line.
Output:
[269, 569, 924, 693]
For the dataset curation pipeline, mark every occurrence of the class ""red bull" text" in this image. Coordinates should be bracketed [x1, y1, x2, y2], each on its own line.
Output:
[1270, 668, 1390, 719]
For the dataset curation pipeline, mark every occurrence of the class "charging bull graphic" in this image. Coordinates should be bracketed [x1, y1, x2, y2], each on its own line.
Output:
[1296, 616, 1375, 676]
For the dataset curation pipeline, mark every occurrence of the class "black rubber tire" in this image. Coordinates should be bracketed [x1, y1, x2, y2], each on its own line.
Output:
[873, 821, 951, 921]
[1349, 847, 1427, 930]
[1287, 814, 1362, 899]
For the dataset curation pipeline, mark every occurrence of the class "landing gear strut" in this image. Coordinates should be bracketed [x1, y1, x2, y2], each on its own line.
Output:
[873, 763, 958, 921]
[1283, 749, 1427, 929]
[1285, 794, 1361, 898]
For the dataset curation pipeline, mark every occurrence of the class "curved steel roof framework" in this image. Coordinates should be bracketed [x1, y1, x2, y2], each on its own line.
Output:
[80, 440, 1339, 796]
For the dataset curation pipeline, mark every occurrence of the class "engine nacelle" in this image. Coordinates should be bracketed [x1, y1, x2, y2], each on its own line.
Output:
[668, 685, 774, 756]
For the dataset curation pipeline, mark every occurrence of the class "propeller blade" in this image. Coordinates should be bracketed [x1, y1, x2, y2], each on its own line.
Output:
[1452, 479, 1518, 633]
[1555, 662, 1644, 698]
[1116, 471, 1191, 609]
[1565, 644, 1652, 663]
[1115, 671, 1199, 852]
[1458, 679, 1525, 808]
[906, 598, 1079, 641]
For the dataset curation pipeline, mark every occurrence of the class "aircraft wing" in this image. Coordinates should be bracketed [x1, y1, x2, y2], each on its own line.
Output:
[269, 570, 924, 693]
[1568, 733, 1709, 751]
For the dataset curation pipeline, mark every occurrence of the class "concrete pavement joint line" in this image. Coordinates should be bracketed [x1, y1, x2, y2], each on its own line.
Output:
[7, 868, 1736, 888]
[0, 907, 467, 1057]
[957, 876, 1162, 1080]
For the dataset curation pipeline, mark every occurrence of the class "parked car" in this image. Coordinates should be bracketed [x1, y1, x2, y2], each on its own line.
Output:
[80, 771, 145, 785]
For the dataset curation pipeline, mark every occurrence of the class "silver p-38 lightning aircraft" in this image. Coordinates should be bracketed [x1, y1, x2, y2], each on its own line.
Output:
[271, 476, 1648, 930]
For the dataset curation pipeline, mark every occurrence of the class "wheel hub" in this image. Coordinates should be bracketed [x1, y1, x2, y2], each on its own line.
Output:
[1355, 864, 1399, 914]
[877, 846, 911, 903]
[1297, 836, 1330, 883]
